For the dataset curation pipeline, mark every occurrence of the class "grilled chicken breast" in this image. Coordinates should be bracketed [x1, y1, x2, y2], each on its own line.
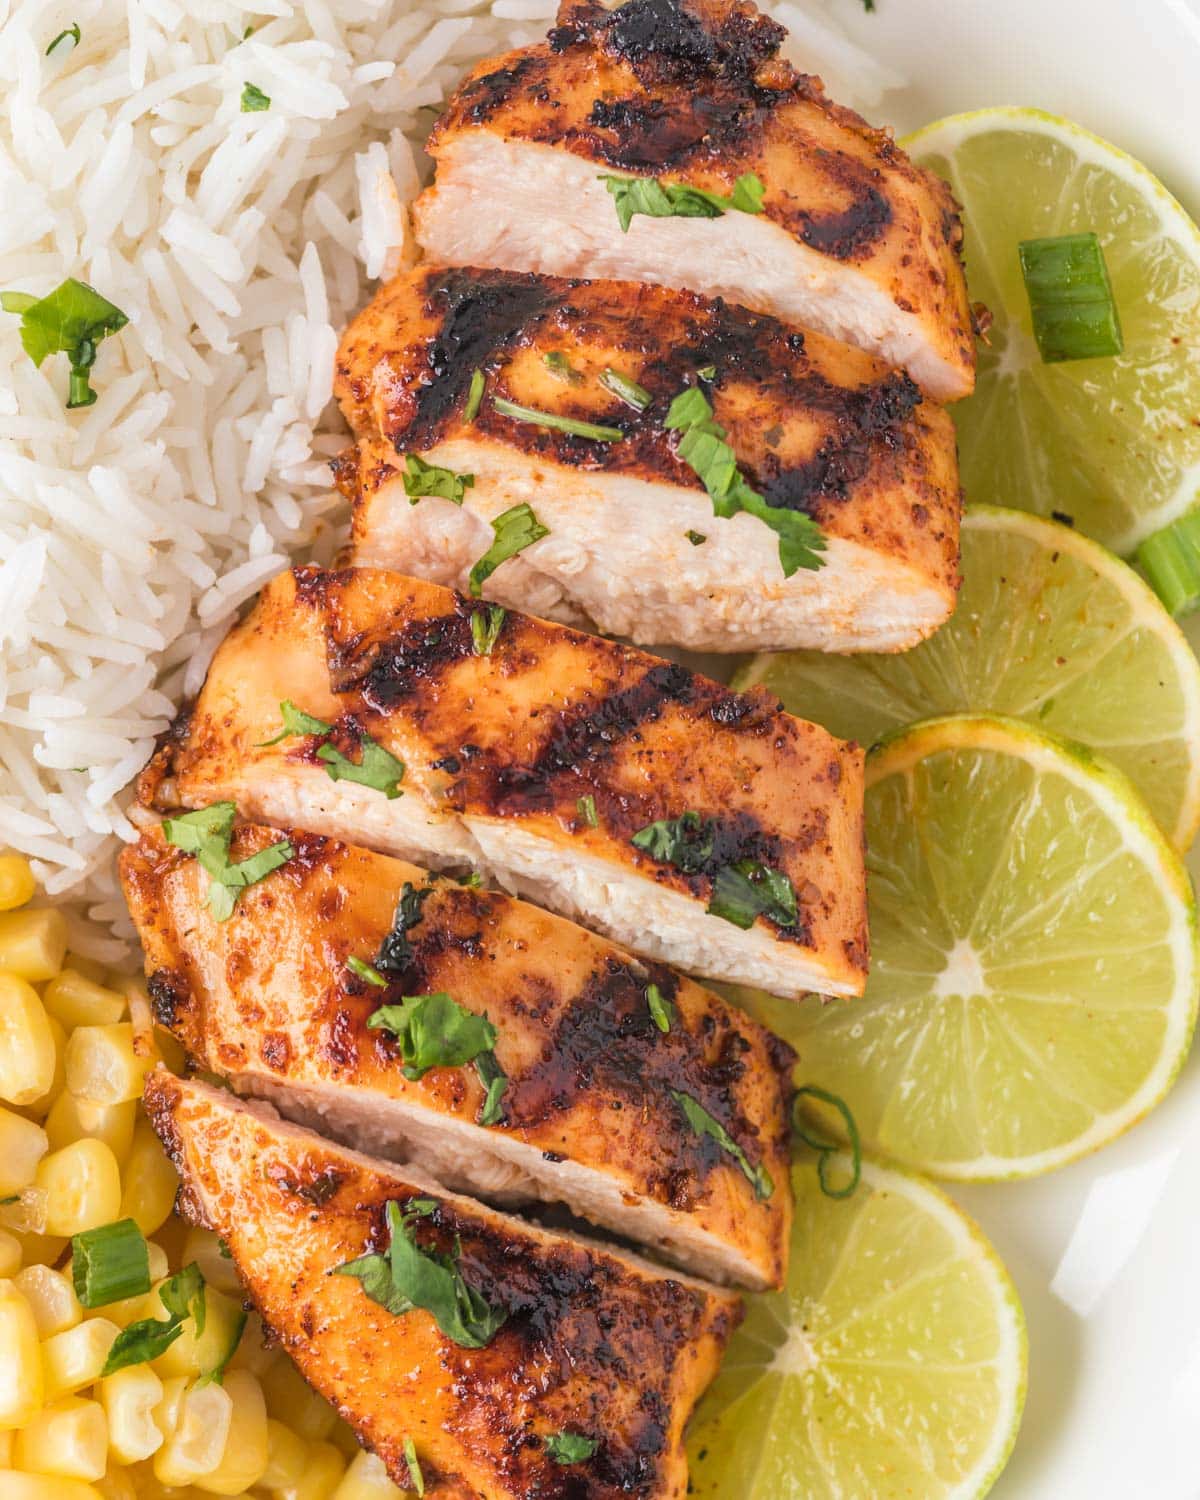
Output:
[413, 0, 975, 401]
[146, 1073, 739, 1500]
[137, 566, 868, 1000]
[122, 823, 795, 1289]
[336, 266, 961, 653]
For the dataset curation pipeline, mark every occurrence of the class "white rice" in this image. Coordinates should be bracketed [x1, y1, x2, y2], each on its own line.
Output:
[0, 0, 898, 960]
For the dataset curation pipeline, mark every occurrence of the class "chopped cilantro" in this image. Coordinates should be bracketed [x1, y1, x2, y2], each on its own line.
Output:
[468, 502, 549, 597]
[0, 277, 127, 408]
[240, 82, 270, 111]
[402, 453, 474, 506]
[672, 1090, 773, 1200]
[599, 171, 765, 232]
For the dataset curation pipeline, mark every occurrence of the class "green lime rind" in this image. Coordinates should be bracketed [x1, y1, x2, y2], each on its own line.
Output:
[686, 1152, 1028, 1500]
[749, 713, 1198, 1182]
[734, 504, 1200, 851]
[904, 107, 1200, 556]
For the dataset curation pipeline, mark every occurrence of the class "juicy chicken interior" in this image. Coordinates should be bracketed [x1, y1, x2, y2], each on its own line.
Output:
[336, 265, 962, 653]
[413, 0, 975, 401]
[138, 566, 868, 1000]
[122, 823, 796, 1290]
[146, 1073, 740, 1500]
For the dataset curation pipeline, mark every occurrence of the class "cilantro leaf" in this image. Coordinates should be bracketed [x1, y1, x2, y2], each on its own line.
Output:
[240, 82, 270, 111]
[631, 811, 713, 873]
[101, 1263, 207, 1376]
[707, 860, 798, 930]
[256, 700, 331, 745]
[543, 351, 584, 385]
[404, 1437, 426, 1496]
[545, 1433, 600, 1464]
[402, 454, 474, 506]
[468, 503, 549, 597]
[473, 1049, 508, 1126]
[161, 803, 292, 922]
[0, 277, 128, 408]
[470, 604, 507, 656]
[376, 881, 434, 974]
[367, 992, 499, 1081]
[335, 1199, 506, 1348]
[671, 1090, 774, 1200]
[599, 171, 765, 232]
[316, 737, 405, 798]
[464, 367, 485, 422]
[646, 983, 674, 1034]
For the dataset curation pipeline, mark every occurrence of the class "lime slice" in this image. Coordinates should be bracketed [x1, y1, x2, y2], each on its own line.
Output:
[742, 715, 1198, 1180]
[735, 504, 1200, 850]
[687, 1155, 1026, 1500]
[905, 108, 1200, 554]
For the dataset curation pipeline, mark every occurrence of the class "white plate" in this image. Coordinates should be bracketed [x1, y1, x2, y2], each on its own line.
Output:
[833, 3, 1200, 1496]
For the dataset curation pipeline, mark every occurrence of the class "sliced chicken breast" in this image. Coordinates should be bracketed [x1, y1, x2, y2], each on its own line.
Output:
[122, 822, 795, 1289]
[413, 0, 975, 402]
[146, 1073, 739, 1500]
[336, 266, 961, 653]
[136, 566, 868, 1000]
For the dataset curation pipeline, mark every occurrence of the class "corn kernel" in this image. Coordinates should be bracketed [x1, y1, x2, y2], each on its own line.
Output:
[263, 1356, 338, 1443]
[275, 1441, 346, 1500]
[0, 978, 56, 1108]
[260, 1418, 308, 1490]
[64, 953, 107, 985]
[65, 1025, 158, 1108]
[0, 1279, 43, 1428]
[0, 1428, 10, 1465]
[180, 1228, 241, 1299]
[191, 1370, 268, 1494]
[10, 1229, 67, 1269]
[119, 1125, 178, 1239]
[332, 1450, 405, 1499]
[41, 1317, 119, 1401]
[35, 1138, 122, 1238]
[0, 856, 35, 914]
[14, 1264, 81, 1337]
[0, 1109, 47, 1198]
[227, 1310, 276, 1378]
[0, 1231, 19, 1278]
[0, 1474, 104, 1500]
[152, 1283, 244, 1382]
[43, 973, 126, 1031]
[94, 1473, 137, 1500]
[153, 1378, 232, 1487]
[44, 1092, 136, 1165]
[100, 1364, 164, 1464]
[0, 909, 68, 983]
[17, 1015, 66, 1125]
[13, 1396, 108, 1481]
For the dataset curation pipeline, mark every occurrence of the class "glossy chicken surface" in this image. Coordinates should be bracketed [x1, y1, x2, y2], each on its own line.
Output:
[146, 1073, 740, 1500]
[414, 0, 975, 401]
[138, 566, 868, 1000]
[336, 266, 961, 652]
[122, 823, 796, 1289]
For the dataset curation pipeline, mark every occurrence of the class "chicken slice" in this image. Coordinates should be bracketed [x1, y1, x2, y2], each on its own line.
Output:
[122, 823, 796, 1290]
[336, 266, 961, 653]
[413, 0, 975, 402]
[137, 566, 868, 1000]
[145, 1072, 739, 1500]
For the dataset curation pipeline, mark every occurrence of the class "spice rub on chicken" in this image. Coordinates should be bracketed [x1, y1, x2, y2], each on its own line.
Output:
[412, 0, 975, 402]
[145, 1073, 740, 1500]
[136, 567, 868, 1000]
[335, 266, 961, 653]
[122, 823, 796, 1289]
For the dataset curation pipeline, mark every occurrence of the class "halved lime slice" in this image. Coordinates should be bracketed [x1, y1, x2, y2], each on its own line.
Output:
[744, 715, 1197, 1180]
[905, 108, 1200, 554]
[735, 505, 1200, 850]
[687, 1155, 1026, 1500]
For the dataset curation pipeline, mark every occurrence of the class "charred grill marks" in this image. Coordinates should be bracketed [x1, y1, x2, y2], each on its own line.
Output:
[327, 606, 476, 708]
[796, 183, 893, 260]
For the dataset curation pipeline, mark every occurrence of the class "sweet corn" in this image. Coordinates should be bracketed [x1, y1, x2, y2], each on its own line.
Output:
[100, 1365, 164, 1464]
[0, 1428, 10, 1465]
[0, 1110, 47, 1198]
[10, 1229, 67, 1269]
[0, 1475, 104, 1500]
[0, 856, 35, 913]
[0, 909, 68, 983]
[94, 1473, 137, 1500]
[153, 1378, 232, 1487]
[332, 1450, 405, 1499]
[153, 1284, 244, 1381]
[0, 1280, 42, 1429]
[41, 1317, 119, 1401]
[16, 1016, 65, 1125]
[180, 1228, 241, 1299]
[0, 978, 56, 1108]
[119, 1124, 178, 1238]
[263, 1356, 338, 1442]
[191, 1370, 268, 1495]
[275, 1440, 347, 1500]
[13, 1265, 81, 1338]
[13, 1396, 108, 1481]
[260, 1418, 309, 1490]
[65, 1025, 158, 1108]
[44, 1093, 137, 1165]
[35, 1138, 122, 1238]
[0, 1231, 20, 1278]
[43, 973, 126, 1031]
[64, 953, 108, 985]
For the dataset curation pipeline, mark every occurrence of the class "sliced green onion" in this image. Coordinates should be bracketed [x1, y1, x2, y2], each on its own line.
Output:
[793, 1085, 861, 1199]
[576, 794, 598, 828]
[492, 396, 624, 443]
[470, 604, 507, 656]
[1018, 232, 1123, 363]
[1138, 505, 1200, 617]
[543, 351, 584, 385]
[240, 82, 271, 112]
[645, 983, 674, 1034]
[347, 955, 388, 988]
[404, 1437, 426, 1496]
[599, 367, 651, 411]
[464, 368, 485, 423]
[72, 1219, 151, 1309]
